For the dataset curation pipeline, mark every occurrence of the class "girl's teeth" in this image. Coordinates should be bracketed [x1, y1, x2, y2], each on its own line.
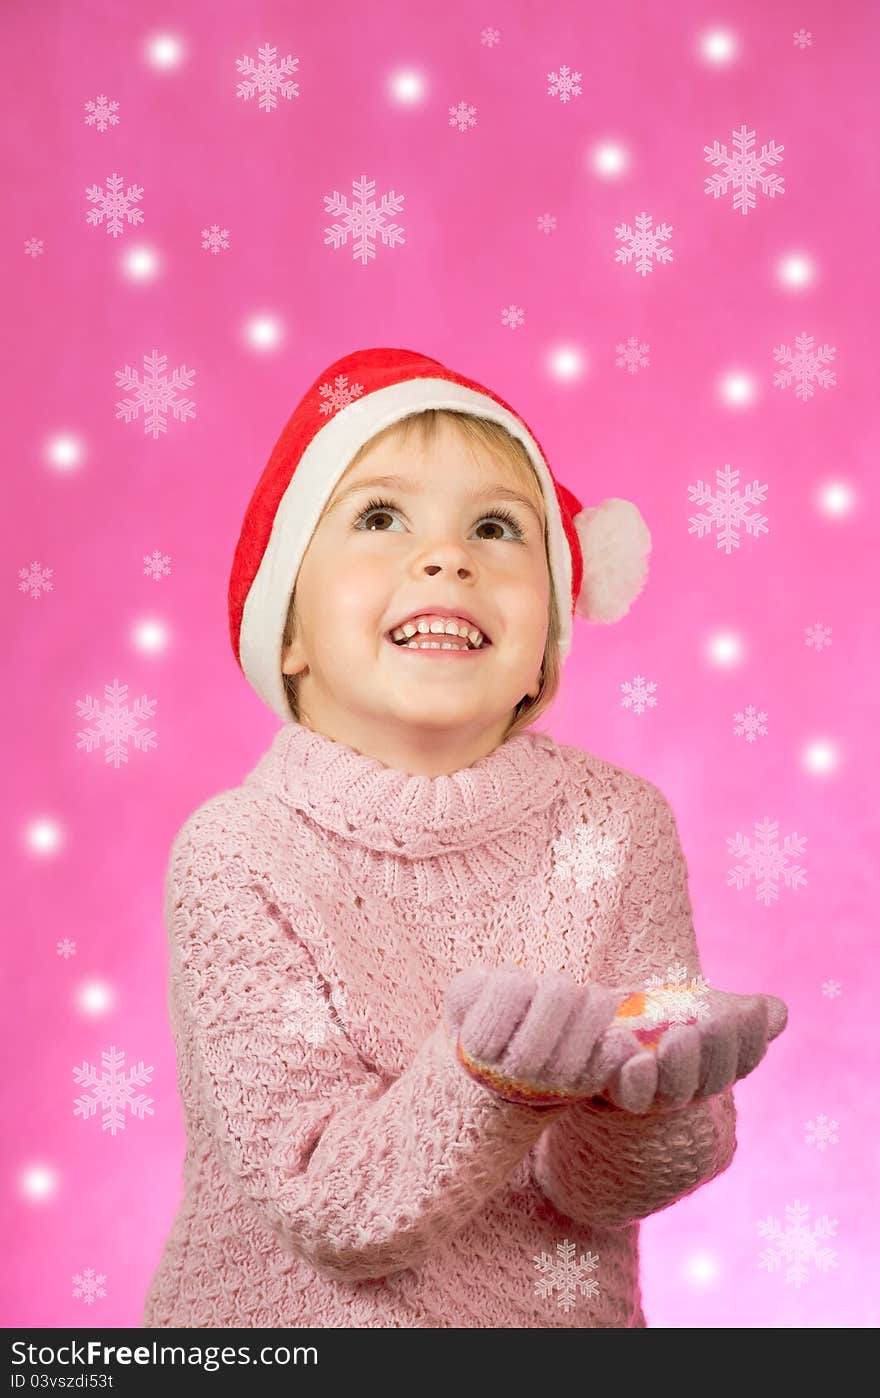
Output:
[391, 617, 485, 646]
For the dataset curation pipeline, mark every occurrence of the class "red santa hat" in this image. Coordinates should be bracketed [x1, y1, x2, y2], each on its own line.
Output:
[228, 345, 652, 721]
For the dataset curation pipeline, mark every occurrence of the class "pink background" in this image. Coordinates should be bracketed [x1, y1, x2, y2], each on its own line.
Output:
[3, 0, 878, 1329]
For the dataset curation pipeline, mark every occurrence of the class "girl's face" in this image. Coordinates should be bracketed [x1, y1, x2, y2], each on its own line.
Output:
[281, 418, 551, 774]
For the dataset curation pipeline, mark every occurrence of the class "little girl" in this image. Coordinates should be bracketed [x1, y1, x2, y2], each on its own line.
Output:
[141, 345, 787, 1329]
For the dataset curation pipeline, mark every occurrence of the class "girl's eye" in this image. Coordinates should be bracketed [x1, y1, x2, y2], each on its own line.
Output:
[352, 495, 527, 542]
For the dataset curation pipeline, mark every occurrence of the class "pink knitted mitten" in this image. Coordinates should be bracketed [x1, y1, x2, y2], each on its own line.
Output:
[443, 964, 789, 1113]
[593, 981, 789, 1114]
[443, 963, 626, 1107]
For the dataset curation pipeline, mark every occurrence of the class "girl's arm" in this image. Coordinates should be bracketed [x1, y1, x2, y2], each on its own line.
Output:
[530, 778, 738, 1229]
[163, 806, 566, 1284]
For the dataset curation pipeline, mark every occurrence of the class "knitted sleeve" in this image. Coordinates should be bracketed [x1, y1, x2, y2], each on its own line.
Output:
[165, 808, 563, 1283]
[531, 778, 738, 1229]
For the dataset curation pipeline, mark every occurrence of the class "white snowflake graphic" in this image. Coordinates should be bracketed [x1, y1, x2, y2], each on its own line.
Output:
[85, 172, 144, 238]
[547, 65, 583, 103]
[73, 1045, 154, 1137]
[280, 976, 350, 1048]
[449, 100, 477, 132]
[793, 29, 813, 49]
[501, 304, 525, 329]
[733, 705, 769, 741]
[534, 1238, 600, 1312]
[115, 349, 196, 439]
[201, 224, 230, 254]
[726, 816, 807, 907]
[75, 678, 158, 770]
[615, 336, 651, 374]
[323, 174, 405, 266]
[772, 332, 837, 402]
[317, 373, 365, 416]
[84, 95, 119, 132]
[72, 1268, 107, 1303]
[821, 979, 842, 999]
[704, 124, 785, 215]
[614, 211, 674, 277]
[24, 237, 45, 258]
[235, 43, 299, 112]
[621, 675, 657, 714]
[642, 965, 713, 1026]
[804, 621, 832, 653]
[19, 561, 53, 599]
[551, 824, 626, 895]
[687, 463, 769, 554]
[757, 1199, 838, 1288]
[805, 1114, 839, 1151]
[143, 549, 172, 581]
[57, 938, 77, 958]
[480, 27, 501, 47]
[536, 213, 557, 234]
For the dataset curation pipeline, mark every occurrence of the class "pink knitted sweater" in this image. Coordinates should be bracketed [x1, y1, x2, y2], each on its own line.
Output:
[142, 721, 737, 1329]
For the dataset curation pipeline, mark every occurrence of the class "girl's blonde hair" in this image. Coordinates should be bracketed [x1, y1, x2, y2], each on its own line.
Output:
[281, 408, 562, 741]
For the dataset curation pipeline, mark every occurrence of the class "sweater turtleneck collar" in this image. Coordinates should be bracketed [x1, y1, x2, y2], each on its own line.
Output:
[244, 719, 567, 859]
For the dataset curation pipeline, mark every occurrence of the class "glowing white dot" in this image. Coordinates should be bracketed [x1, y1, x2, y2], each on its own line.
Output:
[21, 1165, 58, 1201]
[146, 34, 184, 69]
[817, 480, 855, 518]
[389, 70, 426, 105]
[803, 740, 838, 775]
[25, 819, 64, 856]
[684, 1250, 721, 1286]
[246, 315, 283, 350]
[700, 29, 739, 64]
[46, 435, 83, 470]
[132, 618, 169, 654]
[707, 631, 743, 668]
[77, 980, 116, 1016]
[778, 253, 815, 289]
[547, 346, 585, 382]
[719, 372, 756, 407]
[591, 143, 628, 178]
[123, 246, 160, 281]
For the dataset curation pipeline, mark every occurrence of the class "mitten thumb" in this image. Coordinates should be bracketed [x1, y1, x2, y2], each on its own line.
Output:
[443, 965, 492, 1037]
[764, 994, 788, 1042]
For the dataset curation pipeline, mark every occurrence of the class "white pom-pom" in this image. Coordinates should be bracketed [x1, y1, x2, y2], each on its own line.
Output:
[573, 498, 652, 623]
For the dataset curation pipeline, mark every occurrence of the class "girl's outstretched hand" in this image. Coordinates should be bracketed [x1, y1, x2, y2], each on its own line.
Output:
[593, 981, 789, 1115]
[443, 963, 788, 1113]
[443, 963, 623, 1107]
